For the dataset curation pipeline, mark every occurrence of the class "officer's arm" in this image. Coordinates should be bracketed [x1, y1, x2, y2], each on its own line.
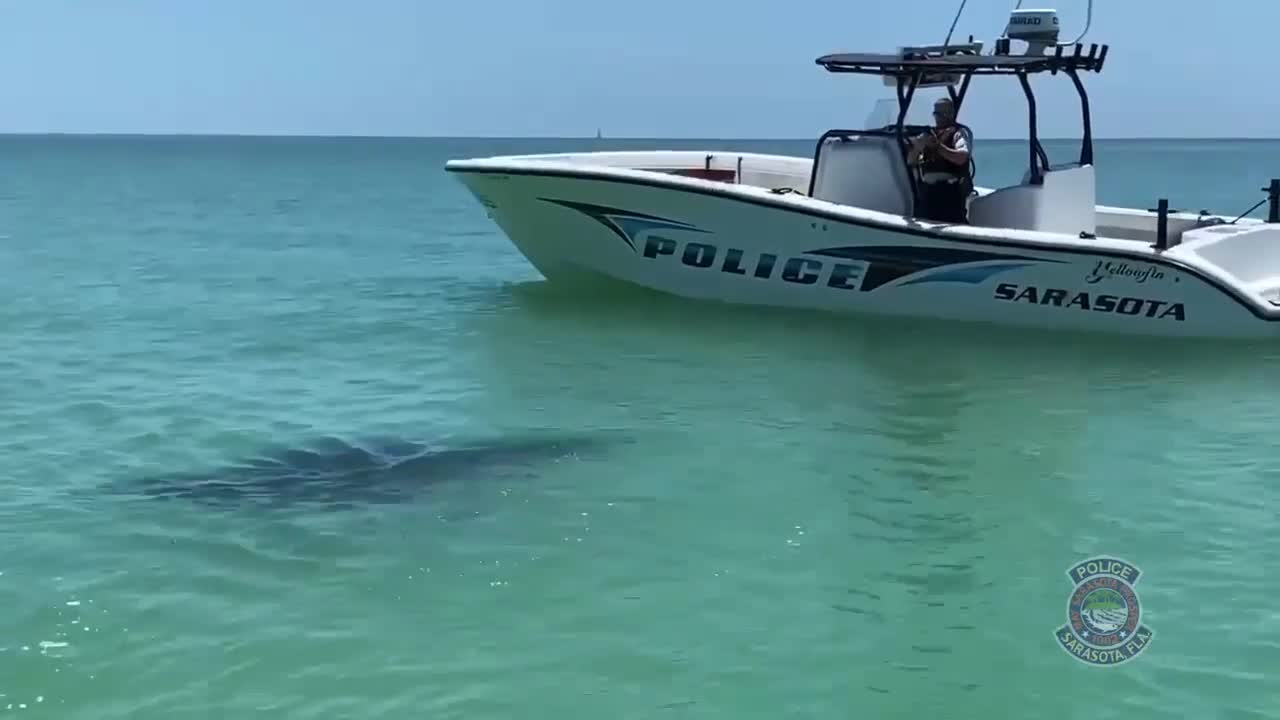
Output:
[935, 130, 970, 166]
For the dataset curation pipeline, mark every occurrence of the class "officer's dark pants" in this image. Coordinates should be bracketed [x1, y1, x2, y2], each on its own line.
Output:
[917, 180, 969, 223]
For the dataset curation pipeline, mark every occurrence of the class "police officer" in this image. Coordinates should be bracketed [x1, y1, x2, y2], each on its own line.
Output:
[907, 97, 974, 223]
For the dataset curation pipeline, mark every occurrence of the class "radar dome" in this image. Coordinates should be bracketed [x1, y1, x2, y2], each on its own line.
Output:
[1005, 8, 1060, 54]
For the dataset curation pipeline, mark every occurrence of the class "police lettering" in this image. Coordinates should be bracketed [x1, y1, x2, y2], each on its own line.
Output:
[993, 283, 1186, 321]
[643, 235, 863, 291]
[1071, 559, 1137, 583]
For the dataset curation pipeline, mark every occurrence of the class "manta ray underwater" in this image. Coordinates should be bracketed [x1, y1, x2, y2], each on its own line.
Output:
[105, 430, 625, 511]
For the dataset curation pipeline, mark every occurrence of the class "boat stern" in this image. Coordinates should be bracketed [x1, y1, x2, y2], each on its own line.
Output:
[1174, 222, 1280, 309]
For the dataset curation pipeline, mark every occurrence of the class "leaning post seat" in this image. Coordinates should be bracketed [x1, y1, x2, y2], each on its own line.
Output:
[968, 164, 1098, 235]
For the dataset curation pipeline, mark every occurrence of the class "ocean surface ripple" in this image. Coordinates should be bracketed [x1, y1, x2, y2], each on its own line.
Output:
[2, 136, 1279, 719]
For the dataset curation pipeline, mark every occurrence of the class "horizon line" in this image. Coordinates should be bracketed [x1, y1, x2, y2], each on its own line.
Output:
[1, 131, 1279, 142]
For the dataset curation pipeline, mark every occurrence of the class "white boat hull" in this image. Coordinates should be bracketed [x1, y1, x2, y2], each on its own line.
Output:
[446, 151, 1280, 340]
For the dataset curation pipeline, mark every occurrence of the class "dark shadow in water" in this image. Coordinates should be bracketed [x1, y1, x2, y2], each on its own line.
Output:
[104, 431, 626, 512]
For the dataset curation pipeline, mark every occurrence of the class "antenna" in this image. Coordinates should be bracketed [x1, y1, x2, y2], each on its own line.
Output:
[886, 0, 981, 89]
[1062, 0, 1094, 45]
[942, 0, 969, 48]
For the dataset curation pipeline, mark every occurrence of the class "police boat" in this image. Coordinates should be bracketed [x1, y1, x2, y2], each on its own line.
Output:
[446, 5, 1280, 339]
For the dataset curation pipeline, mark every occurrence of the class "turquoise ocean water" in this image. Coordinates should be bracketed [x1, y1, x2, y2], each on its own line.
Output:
[3, 135, 1280, 718]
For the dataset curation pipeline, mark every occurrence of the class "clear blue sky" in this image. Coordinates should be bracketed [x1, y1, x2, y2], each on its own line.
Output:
[0, 0, 1273, 138]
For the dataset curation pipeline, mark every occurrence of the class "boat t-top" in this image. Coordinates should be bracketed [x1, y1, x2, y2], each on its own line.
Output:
[446, 3, 1280, 339]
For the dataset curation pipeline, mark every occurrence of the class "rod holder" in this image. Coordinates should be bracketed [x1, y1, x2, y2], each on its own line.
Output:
[1153, 198, 1170, 249]
[1266, 178, 1280, 223]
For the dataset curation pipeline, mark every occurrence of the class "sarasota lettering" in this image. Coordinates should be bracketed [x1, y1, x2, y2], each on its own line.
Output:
[642, 235, 864, 290]
[994, 283, 1185, 320]
[1057, 627, 1152, 665]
